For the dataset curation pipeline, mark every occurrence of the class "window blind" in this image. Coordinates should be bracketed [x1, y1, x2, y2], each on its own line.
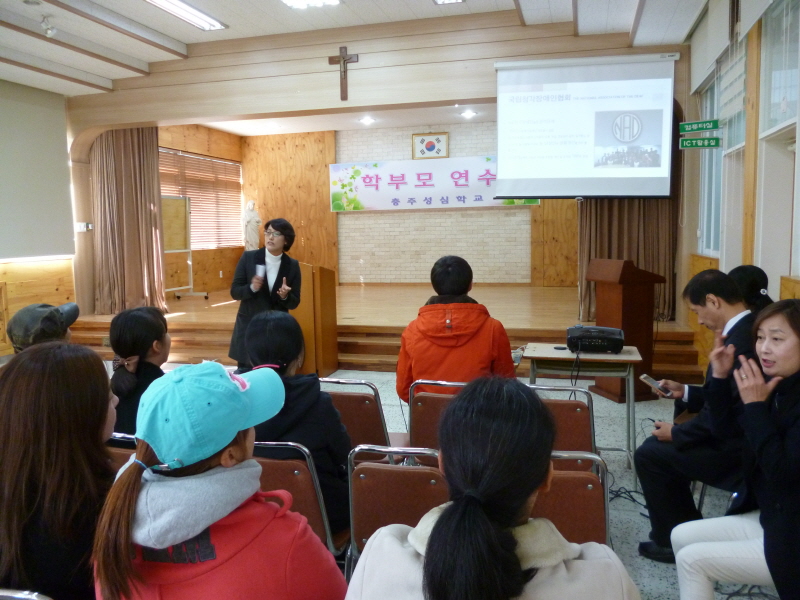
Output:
[158, 148, 243, 250]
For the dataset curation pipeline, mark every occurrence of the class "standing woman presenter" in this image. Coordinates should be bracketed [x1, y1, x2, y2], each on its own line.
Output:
[229, 218, 301, 371]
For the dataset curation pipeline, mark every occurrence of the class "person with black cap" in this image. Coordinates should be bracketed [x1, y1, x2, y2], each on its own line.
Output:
[5, 302, 80, 354]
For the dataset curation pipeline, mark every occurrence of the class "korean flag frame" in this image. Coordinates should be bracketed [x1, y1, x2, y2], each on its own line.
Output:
[412, 132, 449, 159]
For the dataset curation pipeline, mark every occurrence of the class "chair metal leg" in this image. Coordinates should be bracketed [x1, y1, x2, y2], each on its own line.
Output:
[696, 482, 708, 513]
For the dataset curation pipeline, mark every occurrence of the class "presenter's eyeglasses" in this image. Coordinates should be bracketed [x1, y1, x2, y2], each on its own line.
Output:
[265, 230, 284, 238]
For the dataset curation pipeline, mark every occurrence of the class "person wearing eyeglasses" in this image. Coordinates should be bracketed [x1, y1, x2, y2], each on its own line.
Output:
[229, 218, 301, 372]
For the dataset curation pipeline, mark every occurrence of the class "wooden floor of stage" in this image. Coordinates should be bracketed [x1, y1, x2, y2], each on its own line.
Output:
[77, 285, 690, 333]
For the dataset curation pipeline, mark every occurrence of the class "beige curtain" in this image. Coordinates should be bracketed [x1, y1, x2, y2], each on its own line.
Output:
[90, 127, 167, 314]
[578, 197, 678, 321]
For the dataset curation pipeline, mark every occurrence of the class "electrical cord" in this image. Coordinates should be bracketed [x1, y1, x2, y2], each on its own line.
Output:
[606, 469, 648, 508]
[715, 584, 779, 600]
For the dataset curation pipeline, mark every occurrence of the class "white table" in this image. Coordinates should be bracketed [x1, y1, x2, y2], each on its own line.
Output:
[523, 343, 643, 484]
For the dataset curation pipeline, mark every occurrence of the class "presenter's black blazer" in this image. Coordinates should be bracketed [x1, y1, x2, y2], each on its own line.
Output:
[228, 247, 301, 363]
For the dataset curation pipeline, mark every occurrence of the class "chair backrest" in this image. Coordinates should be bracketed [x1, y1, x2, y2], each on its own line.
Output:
[320, 378, 391, 460]
[529, 385, 596, 471]
[253, 441, 345, 554]
[0, 591, 53, 600]
[408, 380, 464, 463]
[348, 445, 449, 555]
[107, 432, 136, 472]
[530, 451, 608, 545]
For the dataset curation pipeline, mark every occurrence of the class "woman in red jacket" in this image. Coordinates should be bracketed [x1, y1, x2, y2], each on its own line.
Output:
[93, 361, 347, 600]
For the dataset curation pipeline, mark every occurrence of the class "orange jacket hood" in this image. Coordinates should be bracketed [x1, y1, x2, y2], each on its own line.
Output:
[414, 303, 491, 347]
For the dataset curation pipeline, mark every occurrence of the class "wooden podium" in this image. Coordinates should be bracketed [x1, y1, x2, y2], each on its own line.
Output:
[290, 263, 339, 377]
[586, 259, 665, 403]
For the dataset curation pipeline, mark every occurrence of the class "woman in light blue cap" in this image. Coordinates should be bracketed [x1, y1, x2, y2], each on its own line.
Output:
[93, 361, 347, 600]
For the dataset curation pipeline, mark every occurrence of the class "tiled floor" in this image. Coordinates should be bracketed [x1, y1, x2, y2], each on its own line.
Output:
[323, 369, 777, 600]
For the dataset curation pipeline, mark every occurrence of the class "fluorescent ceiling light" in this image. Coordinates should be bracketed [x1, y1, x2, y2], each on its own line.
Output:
[359, 116, 375, 125]
[282, 0, 340, 8]
[433, 0, 464, 4]
[143, 0, 226, 30]
[461, 110, 477, 119]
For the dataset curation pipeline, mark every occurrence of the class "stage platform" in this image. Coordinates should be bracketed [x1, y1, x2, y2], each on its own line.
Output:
[72, 285, 702, 382]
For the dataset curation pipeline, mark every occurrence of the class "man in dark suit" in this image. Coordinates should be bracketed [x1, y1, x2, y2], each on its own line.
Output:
[635, 269, 757, 563]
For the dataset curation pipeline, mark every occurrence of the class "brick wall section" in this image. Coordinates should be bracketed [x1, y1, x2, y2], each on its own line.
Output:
[336, 121, 531, 284]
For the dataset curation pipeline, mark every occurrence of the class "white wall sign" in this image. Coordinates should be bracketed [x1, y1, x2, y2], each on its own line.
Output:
[330, 155, 534, 212]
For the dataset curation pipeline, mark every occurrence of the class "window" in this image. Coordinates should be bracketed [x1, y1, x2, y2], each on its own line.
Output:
[699, 83, 722, 256]
[761, 0, 800, 132]
[158, 148, 243, 250]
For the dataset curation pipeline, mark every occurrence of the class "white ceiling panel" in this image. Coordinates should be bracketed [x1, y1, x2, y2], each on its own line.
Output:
[518, 0, 573, 25]
[632, 0, 705, 46]
[0, 0, 183, 62]
[0, 25, 144, 78]
[0, 44, 110, 88]
[207, 103, 497, 136]
[577, 0, 638, 35]
[0, 55, 106, 95]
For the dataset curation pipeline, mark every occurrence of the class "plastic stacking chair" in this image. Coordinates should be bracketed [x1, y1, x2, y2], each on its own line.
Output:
[253, 441, 349, 555]
[320, 378, 392, 461]
[531, 451, 609, 545]
[0, 591, 53, 600]
[107, 432, 136, 472]
[346, 444, 450, 579]
[528, 385, 596, 471]
[408, 379, 465, 465]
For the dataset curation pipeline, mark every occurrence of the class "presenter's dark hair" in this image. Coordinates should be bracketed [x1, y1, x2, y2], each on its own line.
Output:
[109, 307, 168, 397]
[245, 310, 304, 375]
[423, 377, 555, 600]
[430, 255, 473, 296]
[729, 265, 774, 315]
[682, 269, 743, 306]
[265, 218, 295, 252]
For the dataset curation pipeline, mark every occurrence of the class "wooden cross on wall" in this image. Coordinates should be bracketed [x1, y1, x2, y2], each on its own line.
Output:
[328, 46, 358, 101]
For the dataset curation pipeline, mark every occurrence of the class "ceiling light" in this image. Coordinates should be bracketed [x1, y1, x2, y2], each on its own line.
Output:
[40, 15, 56, 38]
[433, 0, 464, 4]
[359, 116, 375, 125]
[282, 0, 340, 8]
[143, 0, 226, 31]
[461, 110, 477, 119]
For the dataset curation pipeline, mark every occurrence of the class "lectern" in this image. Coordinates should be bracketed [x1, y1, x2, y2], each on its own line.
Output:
[585, 259, 665, 402]
[290, 263, 339, 377]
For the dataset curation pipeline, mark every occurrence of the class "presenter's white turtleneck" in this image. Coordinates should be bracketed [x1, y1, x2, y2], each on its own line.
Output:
[265, 251, 282, 292]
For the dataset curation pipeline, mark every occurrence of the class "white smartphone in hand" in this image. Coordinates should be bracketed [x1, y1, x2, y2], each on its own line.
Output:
[639, 373, 673, 398]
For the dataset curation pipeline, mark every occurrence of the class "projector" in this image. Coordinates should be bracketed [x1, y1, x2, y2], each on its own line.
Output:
[566, 325, 624, 354]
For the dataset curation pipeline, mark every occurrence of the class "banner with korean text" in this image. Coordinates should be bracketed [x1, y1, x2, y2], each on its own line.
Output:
[330, 156, 532, 212]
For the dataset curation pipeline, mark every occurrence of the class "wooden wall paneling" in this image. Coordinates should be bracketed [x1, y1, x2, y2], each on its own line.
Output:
[530, 205, 544, 286]
[780, 276, 800, 299]
[158, 124, 242, 162]
[0, 259, 75, 355]
[313, 266, 338, 377]
[542, 199, 578, 287]
[290, 262, 317, 375]
[743, 23, 761, 265]
[192, 246, 244, 293]
[164, 251, 190, 290]
[242, 131, 338, 276]
[162, 197, 188, 251]
[119, 32, 631, 92]
[688, 254, 720, 368]
[0, 281, 8, 351]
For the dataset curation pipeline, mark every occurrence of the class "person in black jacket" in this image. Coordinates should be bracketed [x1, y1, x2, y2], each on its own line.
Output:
[229, 218, 301, 371]
[635, 269, 758, 563]
[672, 299, 800, 599]
[245, 310, 351, 534]
[0, 342, 117, 599]
[109, 307, 170, 439]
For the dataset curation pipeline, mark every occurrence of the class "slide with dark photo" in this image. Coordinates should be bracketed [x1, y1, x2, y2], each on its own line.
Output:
[496, 55, 677, 198]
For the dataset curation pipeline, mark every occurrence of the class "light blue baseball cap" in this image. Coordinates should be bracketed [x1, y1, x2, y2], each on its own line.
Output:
[136, 362, 285, 470]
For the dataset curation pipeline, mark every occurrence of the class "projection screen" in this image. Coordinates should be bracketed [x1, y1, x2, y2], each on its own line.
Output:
[495, 53, 679, 199]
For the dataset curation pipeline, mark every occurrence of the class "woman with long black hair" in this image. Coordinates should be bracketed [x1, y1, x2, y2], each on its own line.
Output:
[345, 377, 640, 600]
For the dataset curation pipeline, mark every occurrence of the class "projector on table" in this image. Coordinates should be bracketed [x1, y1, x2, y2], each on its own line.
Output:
[566, 325, 624, 354]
